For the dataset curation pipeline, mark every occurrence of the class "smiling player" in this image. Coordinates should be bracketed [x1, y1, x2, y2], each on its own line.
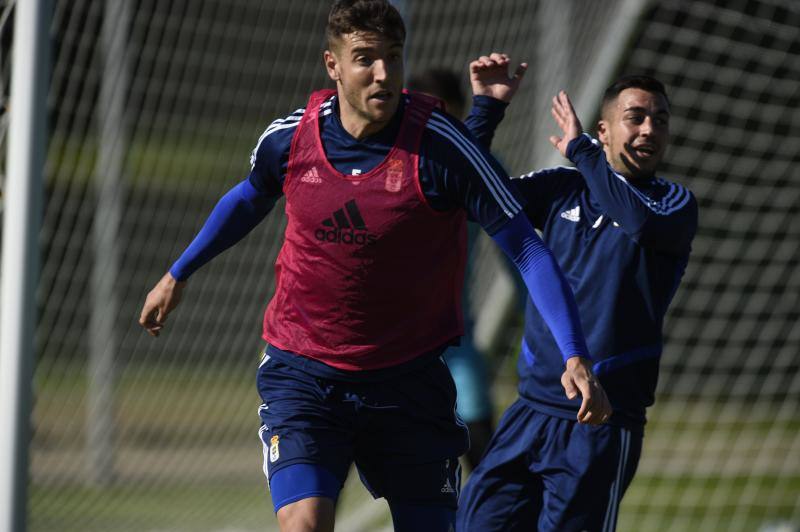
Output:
[457, 77, 698, 531]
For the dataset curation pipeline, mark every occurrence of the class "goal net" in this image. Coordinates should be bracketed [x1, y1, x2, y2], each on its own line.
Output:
[8, 0, 797, 530]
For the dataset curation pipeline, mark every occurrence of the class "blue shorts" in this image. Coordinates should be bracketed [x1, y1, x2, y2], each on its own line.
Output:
[256, 352, 469, 512]
[456, 399, 642, 532]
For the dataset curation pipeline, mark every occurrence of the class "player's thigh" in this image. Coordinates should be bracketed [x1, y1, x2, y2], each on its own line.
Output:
[457, 399, 545, 532]
[353, 358, 469, 506]
[536, 420, 643, 532]
[256, 354, 354, 511]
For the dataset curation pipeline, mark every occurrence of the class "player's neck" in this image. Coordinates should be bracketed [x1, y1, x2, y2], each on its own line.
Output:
[338, 102, 393, 140]
[620, 169, 656, 184]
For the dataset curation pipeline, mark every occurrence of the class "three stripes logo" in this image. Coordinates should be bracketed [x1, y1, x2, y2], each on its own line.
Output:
[315, 199, 377, 245]
[560, 205, 581, 222]
[300, 166, 322, 184]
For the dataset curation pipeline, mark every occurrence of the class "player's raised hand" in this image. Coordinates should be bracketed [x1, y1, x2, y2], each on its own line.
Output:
[561, 356, 612, 425]
[469, 52, 527, 103]
[139, 272, 186, 337]
[549, 90, 584, 157]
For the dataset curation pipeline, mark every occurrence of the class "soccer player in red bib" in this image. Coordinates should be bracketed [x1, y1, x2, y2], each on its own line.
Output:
[139, 2, 610, 530]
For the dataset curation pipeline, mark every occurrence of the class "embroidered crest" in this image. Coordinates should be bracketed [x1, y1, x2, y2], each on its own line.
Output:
[269, 435, 280, 463]
[385, 159, 403, 192]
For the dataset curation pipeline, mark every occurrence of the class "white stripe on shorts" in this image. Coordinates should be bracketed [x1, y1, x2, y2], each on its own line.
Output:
[259, 424, 271, 486]
[602, 427, 631, 532]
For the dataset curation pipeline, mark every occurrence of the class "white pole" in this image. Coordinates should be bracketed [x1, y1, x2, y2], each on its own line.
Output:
[86, 0, 130, 486]
[557, 0, 653, 164]
[477, 0, 652, 352]
[0, 0, 48, 530]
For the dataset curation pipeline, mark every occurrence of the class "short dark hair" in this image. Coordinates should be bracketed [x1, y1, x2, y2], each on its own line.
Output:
[326, 0, 406, 48]
[407, 68, 465, 108]
[601, 75, 670, 114]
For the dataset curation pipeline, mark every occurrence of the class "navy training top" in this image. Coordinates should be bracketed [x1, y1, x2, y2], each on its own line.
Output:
[468, 99, 698, 428]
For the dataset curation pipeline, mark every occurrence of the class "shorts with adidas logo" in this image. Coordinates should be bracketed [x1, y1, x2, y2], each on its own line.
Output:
[257, 345, 468, 512]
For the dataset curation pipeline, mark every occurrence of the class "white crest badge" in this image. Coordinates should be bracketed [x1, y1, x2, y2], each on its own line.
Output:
[269, 435, 280, 463]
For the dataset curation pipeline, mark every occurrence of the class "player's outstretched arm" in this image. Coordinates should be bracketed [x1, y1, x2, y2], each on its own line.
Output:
[491, 214, 612, 425]
[169, 179, 275, 280]
[138, 178, 275, 337]
[469, 52, 527, 103]
[139, 272, 185, 337]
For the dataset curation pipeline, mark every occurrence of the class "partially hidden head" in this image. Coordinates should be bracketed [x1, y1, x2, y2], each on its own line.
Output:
[407, 68, 466, 119]
[597, 75, 671, 180]
[324, 0, 406, 135]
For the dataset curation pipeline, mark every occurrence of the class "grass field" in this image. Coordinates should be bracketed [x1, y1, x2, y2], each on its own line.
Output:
[27, 360, 800, 531]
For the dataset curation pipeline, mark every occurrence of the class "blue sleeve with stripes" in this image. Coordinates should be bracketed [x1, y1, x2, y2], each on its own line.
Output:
[491, 213, 590, 361]
[421, 110, 525, 235]
[247, 108, 305, 196]
[463, 95, 509, 149]
[169, 179, 275, 281]
[169, 109, 298, 281]
[567, 134, 697, 254]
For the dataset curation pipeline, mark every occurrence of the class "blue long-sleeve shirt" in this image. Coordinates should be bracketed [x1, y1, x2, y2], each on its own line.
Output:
[168, 94, 589, 378]
[468, 99, 698, 427]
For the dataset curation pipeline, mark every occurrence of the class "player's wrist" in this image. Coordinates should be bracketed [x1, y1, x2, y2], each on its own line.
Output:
[565, 355, 592, 371]
[163, 270, 187, 289]
[472, 94, 509, 109]
[565, 133, 595, 160]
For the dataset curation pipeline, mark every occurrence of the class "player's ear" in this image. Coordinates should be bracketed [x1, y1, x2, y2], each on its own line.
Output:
[597, 120, 609, 145]
[324, 50, 340, 81]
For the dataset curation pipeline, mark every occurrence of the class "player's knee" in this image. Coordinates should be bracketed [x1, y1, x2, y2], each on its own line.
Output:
[276, 497, 335, 532]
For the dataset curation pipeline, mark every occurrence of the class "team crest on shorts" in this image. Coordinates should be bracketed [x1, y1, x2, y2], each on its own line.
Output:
[385, 159, 403, 192]
[269, 435, 280, 463]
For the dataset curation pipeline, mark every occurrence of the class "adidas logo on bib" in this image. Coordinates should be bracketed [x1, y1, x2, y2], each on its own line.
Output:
[300, 166, 322, 184]
[315, 199, 376, 245]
